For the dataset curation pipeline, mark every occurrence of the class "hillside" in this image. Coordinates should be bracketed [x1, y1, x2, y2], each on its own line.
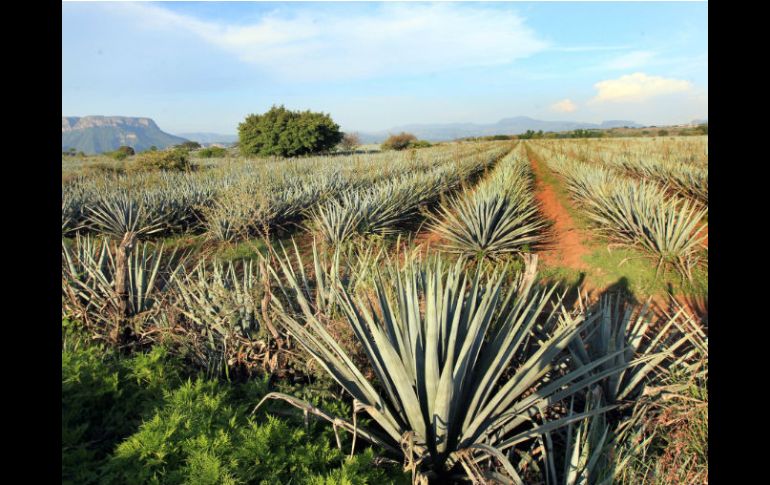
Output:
[62, 116, 188, 154]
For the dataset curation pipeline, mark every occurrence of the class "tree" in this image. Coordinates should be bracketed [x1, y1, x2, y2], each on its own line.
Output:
[381, 132, 417, 151]
[338, 132, 361, 151]
[238, 105, 343, 157]
[658, 129, 669, 136]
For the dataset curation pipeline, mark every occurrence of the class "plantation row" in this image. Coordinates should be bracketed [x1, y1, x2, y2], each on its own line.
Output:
[429, 143, 545, 260]
[543, 137, 708, 205]
[62, 142, 512, 241]
[532, 142, 708, 279]
[308, 146, 509, 245]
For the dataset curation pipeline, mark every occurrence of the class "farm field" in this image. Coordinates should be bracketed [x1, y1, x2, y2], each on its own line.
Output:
[62, 137, 707, 484]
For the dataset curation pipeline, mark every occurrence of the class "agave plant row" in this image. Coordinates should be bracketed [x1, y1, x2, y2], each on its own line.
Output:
[428, 143, 546, 261]
[62, 142, 512, 241]
[538, 146, 707, 279]
[538, 137, 708, 206]
[307, 143, 512, 245]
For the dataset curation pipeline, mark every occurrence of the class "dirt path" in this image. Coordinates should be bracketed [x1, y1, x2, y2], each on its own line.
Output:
[526, 145, 591, 271]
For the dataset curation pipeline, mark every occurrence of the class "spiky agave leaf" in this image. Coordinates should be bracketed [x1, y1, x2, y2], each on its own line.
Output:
[86, 191, 166, 238]
[430, 146, 545, 260]
[259, 246, 630, 481]
[308, 192, 365, 245]
[62, 235, 182, 331]
[541, 390, 614, 485]
[432, 191, 544, 260]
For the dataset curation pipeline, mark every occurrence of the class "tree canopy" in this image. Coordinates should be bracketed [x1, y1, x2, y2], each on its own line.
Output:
[238, 105, 343, 157]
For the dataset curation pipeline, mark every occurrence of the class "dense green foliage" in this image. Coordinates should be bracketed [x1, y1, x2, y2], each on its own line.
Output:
[238, 105, 343, 157]
[62, 321, 407, 485]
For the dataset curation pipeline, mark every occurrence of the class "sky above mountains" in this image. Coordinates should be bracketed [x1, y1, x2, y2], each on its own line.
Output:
[62, 1, 708, 134]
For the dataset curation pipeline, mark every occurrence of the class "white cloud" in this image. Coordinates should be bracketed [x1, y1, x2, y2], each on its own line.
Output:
[111, 3, 548, 82]
[551, 99, 578, 113]
[590, 73, 694, 103]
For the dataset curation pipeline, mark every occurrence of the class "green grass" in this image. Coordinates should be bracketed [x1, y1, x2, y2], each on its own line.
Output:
[536, 243, 707, 300]
[581, 245, 707, 299]
[213, 237, 271, 262]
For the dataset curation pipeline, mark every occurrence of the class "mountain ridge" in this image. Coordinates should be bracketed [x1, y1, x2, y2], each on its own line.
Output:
[355, 117, 643, 143]
[62, 116, 188, 154]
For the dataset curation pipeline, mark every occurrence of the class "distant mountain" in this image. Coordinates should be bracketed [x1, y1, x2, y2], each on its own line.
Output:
[62, 116, 189, 154]
[175, 132, 238, 146]
[357, 116, 644, 143]
[691, 119, 708, 125]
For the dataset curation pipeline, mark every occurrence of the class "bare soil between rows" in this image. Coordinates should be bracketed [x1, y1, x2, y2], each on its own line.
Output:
[527, 149, 591, 271]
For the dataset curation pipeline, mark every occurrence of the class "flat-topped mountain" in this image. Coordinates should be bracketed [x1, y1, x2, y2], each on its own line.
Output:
[62, 116, 188, 154]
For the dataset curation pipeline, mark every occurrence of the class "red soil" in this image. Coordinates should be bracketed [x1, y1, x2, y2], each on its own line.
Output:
[411, 225, 445, 258]
[528, 151, 591, 271]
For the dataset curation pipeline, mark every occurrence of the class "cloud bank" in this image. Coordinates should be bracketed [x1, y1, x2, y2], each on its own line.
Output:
[115, 2, 549, 82]
[590, 73, 694, 103]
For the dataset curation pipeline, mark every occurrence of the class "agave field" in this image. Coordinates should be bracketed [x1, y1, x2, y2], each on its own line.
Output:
[62, 138, 707, 484]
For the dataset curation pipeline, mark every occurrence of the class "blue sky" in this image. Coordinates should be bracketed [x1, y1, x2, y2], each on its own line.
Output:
[62, 1, 708, 135]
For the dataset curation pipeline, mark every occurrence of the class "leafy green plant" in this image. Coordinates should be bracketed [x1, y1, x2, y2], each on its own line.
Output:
[198, 146, 228, 158]
[62, 338, 182, 485]
[103, 378, 403, 485]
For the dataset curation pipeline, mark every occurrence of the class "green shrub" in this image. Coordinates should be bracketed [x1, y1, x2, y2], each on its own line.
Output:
[380, 132, 416, 150]
[198, 146, 228, 158]
[238, 105, 343, 157]
[131, 149, 191, 172]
